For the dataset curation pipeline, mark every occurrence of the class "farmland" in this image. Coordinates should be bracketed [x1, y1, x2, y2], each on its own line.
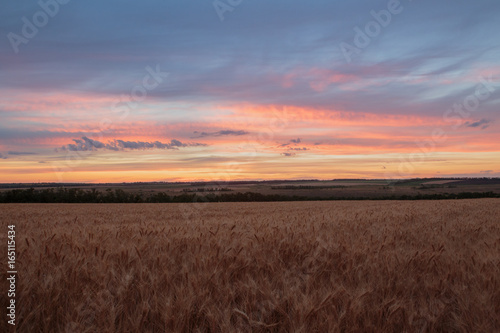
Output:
[1, 199, 500, 332]
[1, 178, 500, 202]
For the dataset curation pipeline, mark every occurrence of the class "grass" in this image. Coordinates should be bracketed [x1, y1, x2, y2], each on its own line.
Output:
[1, 199, 499, 332]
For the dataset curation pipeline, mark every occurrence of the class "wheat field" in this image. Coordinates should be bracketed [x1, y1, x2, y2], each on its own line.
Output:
[1, 199, 499, 332]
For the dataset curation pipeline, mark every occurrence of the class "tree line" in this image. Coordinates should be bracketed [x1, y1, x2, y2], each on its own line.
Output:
[0, 188, 498, 203]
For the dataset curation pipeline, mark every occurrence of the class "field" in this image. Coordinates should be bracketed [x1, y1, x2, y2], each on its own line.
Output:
[1, 199, 500, 332]
[2, 178, 500, 200]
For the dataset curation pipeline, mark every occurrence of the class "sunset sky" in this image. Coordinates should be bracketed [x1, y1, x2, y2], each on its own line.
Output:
[1, 0, 499, 183]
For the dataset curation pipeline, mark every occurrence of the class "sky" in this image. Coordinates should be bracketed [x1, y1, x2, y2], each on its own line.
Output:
[0, 0, 499, 183]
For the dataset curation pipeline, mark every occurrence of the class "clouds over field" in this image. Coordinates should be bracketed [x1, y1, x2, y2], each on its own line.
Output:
[59, 137, 206, 152]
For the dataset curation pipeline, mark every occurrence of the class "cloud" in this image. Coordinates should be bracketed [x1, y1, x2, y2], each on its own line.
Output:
[465, 119, 492, 129]
[480, 170, 493, 174]
[61, 136, 106, 152]
[8, 151, 38, 156]
[0, 153, 6, 159]
[278, 138, 308, 156]
[192, 130, 249, 138]
[279, 138, 302, 147]
[112, 138, 205, 150]
[38, 161, 46, 164]
[60, 136, 207, 152]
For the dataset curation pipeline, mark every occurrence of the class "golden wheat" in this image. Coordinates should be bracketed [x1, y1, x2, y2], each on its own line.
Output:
[1, 199, 499, 332]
